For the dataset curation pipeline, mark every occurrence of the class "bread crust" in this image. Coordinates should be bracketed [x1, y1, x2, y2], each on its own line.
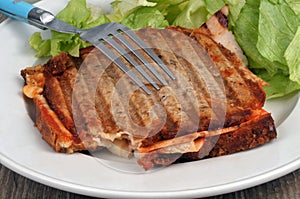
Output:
[21, 26, 277, 169]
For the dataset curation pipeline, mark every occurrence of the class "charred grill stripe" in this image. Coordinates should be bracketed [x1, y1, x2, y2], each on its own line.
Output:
[81, 52, 121, 134]
[116, 34, 166, 131]
[106, 58, 149, 128]
[218, 46, 266, 108]
[137, 28, 222, 146]
[57, 67, 77, 115]
[215, 10, 228, 28]
[96, 73, 121, 133]
[99, 55, 142, 135]
[178, 31, 260, 127]
[137, 29, 193, 134]
[71, 59, 104, 140]
[129, 88, 157, 128]
[159, 29, 226, 130]
[157, 30, 213, 130]
[194, 33, 257, 108]
[91, 48, 156, 137]
[44, 74, 77, 135]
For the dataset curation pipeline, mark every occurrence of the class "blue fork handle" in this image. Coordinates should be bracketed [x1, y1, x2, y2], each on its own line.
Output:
[0, 0, 56, 30]
[0, 0, 36, 21]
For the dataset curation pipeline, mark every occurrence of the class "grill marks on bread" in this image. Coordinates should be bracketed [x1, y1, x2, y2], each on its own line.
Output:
[21, 27, 275, 168]
[193, 34, 266, 109]
[25, 28, 267, 148]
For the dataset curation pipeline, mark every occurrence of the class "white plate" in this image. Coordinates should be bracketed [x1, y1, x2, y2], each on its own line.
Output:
[0, 0, 300, 198]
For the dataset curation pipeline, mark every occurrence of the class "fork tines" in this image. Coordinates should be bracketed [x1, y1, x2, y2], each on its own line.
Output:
[86, 23, 175, 94]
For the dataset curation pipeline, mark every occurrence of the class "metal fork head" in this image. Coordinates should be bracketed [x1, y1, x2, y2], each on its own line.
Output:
[79, 22, 175, 94]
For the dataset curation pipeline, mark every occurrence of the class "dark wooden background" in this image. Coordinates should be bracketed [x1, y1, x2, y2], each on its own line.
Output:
[1, 164, 300, 199]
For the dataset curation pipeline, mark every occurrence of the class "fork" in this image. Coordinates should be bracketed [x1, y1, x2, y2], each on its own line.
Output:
[0, 0, 40, 24]
[0, 0, 175, 94]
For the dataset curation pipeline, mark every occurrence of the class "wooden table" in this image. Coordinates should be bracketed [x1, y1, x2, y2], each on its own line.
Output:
[1, 163, 299, 199]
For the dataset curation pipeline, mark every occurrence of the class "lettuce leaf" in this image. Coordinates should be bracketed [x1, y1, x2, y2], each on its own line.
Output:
[108, 0, 156, 22]
[147, 0, 189, 24]
[232, 0, 300, 99]
[111, 0, 226, 28]
[30, 0, 109, 57]
[286, 0, 300, 15]
[172, 0, 225, 28]
[121, 7, 169, 29]
[285, 26, 300, 84]
[256, 0, 300, 65]
[258, 71, 300, 98]
[225, 0, 246, 25]
[233, 0, 285, 74]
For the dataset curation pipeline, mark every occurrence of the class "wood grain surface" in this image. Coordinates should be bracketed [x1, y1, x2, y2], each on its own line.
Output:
[1, 163, 300, 199]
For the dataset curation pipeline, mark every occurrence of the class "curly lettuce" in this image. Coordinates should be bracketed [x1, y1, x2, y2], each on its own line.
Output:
[232, 0, 300, 98]
[30, 0, 109, 57]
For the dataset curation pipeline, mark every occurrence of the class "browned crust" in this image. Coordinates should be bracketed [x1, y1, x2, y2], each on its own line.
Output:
[167, 26, 267, 109]
[21, 26, 277, 169]
[138, 110, 276, 170]
[34, 95, 86, 153]
[187, 111, 276, 159]
[43, 52, 77, 75]
[193, 33, 266, 108]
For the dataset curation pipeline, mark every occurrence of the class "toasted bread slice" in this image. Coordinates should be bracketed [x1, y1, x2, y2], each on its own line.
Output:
[21, 26, 276, 169]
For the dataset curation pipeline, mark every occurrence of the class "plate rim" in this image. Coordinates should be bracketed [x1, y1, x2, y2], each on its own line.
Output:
[1, 146, 300, 198]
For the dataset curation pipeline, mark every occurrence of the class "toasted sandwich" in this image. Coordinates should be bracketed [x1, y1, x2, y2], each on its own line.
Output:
[21, 10, 276, 170]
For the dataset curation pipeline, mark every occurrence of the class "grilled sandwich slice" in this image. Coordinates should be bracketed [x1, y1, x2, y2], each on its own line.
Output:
[21, 25, 276, 169]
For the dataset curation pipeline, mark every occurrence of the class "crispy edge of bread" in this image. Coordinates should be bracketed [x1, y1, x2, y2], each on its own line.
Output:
[137, 110, 276, 170]
[34, 94, 86, 153]
[21, 27, 277, 168]
[21, 53, 87, 153]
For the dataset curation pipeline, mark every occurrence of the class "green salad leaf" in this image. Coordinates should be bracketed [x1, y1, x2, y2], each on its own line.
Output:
[256, 0, 300, 65]
[285, 26, 300, 85]
[29, 0, 300, 99]
[172, 0, 225, 28]
[121, 6, 169, 29]
[232, 0, 300, 98]
[258, 71, 300, 99]
[286, 0, 300, 15]
[108, 0, 156, 22]
[30, 0, 109, 57]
